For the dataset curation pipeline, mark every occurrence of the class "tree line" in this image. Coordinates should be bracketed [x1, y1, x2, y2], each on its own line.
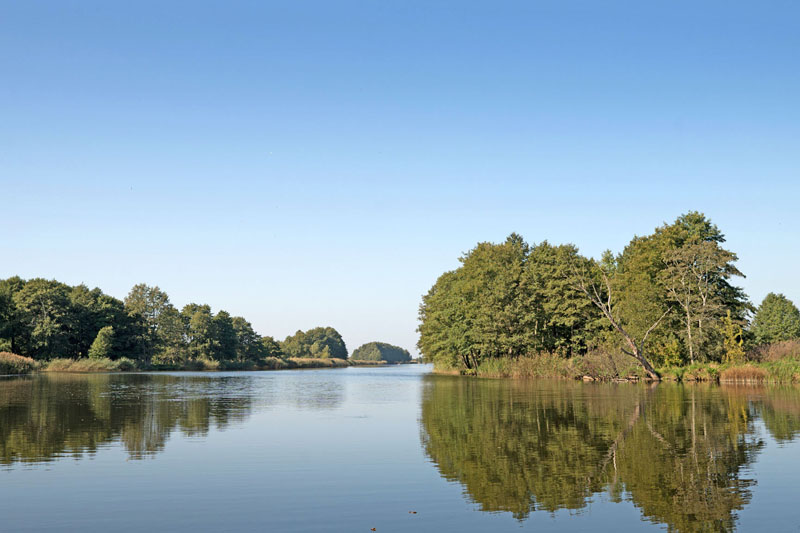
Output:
[418, 212, 800, 378]
[0, 277, 414, 367]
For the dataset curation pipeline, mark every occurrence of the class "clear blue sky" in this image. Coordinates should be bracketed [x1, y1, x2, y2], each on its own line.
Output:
[2, 1, 798, 354]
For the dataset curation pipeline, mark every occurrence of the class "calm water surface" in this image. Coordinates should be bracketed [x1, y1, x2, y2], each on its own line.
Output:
[2, 365, 800, 532]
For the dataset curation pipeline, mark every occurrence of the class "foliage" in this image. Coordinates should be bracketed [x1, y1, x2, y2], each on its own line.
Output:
[351, 341, 411, 363]
[750, 293, 800, 345]
[420, 378, 763, 529]
[281, 327, 347, 359]
[0, 352, 38, 375]
[88, 326, 114, 359]
[722, 311, 745, 364]
[0, 277, 315, 370]
[418, 212, 751, 377]
[43, 357, 137, 372]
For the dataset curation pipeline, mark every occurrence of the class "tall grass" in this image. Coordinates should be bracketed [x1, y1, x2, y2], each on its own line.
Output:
[287, 357, 349, 369]
[43, 357, 137, 373]
[475, 354, 580, 379]
[0, 352, 38, 375]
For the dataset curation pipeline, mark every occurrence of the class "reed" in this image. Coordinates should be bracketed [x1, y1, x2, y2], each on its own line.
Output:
[0, 352, 38, 375]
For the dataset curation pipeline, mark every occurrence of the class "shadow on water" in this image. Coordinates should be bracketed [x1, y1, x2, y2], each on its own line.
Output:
[419, 376, 800, 531]
[0, 373, 255, 464]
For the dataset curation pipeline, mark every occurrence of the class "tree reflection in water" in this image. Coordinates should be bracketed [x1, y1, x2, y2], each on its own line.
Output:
[420, 377, 800, 531]
[0, 373, 254, 464]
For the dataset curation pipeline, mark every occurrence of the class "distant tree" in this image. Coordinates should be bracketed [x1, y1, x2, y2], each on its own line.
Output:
[281, 327, 347, 359]
[750, 293, 800, 345]
[12, 279, 73, 359]
[0, 276, 26, 353]
[260, 336, 284, 359]
[88, 326, 114, 359]
[212, 310, 237, 361]
[232, 316, 265, 362]
[182, 304, 217, 360]
[351, 342, 411, 363]
[124, 284, 173, 363]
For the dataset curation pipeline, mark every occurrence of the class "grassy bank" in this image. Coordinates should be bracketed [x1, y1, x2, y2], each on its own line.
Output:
[438, 340, 800, 384]
[0, 352, 38, 375]
[25, 356, 392, 374]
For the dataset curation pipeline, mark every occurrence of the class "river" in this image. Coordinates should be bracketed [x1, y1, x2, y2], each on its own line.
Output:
[1, 365, 799, 531]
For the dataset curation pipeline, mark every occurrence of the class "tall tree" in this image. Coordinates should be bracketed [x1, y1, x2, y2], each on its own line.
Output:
[12, 279, 73, 359]
[750, 293, 800, 345]
[660, 240, 741, 364]
[124, 284, 173, 363]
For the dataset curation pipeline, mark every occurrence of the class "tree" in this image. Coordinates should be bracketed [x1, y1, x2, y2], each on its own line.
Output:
[722, 311, 745, 364]
[12, 279, 73, 359]
[660, 240, 740, 364]
[88, 326, 114, 359]
[182, 304, 217, 360]
[0, 277, 25, 353]
[212, 310, 237, 361]
[571, 256, 668, 380]
[281, 327, 347, 359]
[260, 336, 284, 359]
[124, 284, 173, 363]
[750, 293, 800, 345]
[232, 316, 265, 362]
[351, 342, 411, 363]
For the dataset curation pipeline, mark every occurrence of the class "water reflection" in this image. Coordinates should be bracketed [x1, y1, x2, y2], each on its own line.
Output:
[0, 373, 253, 464]
[420, 378, 800, 531]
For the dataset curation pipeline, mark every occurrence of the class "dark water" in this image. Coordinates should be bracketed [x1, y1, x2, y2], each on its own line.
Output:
[1, 366, 800, 532]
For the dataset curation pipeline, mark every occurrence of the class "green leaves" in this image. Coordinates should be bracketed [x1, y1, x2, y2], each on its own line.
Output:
[351, 342, 411, 362]
[751, 293, 800, 345]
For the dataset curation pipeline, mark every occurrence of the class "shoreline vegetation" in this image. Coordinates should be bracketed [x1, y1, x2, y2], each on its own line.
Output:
[418, 212, 800, 384]
[1, 351, 414, 376]
[0, 276, 417, 375]
[432, 339, 800, 384]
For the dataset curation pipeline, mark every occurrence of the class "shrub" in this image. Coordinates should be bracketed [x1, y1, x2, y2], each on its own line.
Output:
[0, 352, 38, 375]
[44, 357, 121, 372]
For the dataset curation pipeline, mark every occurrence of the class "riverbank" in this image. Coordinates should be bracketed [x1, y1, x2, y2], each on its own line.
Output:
[0, 353, 397, 375]
[437, 343, 800, 384]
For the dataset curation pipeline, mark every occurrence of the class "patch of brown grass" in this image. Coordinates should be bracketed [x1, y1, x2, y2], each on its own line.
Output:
[748, 339, 800, 362]
[720, 364, 769, 383]
[288, 357, 349, 369]
[0, 352, 38, 375]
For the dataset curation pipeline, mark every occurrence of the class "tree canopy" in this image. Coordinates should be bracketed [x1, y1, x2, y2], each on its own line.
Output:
[750, 293, 800, 345]
[351, 342, 411, 363]
[280, 327, 348, 359]
[418, 212, 752, 376]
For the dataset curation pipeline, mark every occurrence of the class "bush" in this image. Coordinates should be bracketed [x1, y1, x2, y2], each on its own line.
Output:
[44, 357, 121, 372]
[748, 339, 800, 362]
[0, 352, 38, 375]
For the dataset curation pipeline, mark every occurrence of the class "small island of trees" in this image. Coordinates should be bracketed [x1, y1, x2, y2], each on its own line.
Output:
[351, 342, 412, 363]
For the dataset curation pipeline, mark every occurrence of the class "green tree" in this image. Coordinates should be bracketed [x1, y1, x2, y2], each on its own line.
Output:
[232, 316, 265, 362]
[182, 304, 217, 360]
[722, 310, 745, 363]
[12, 279, 73, 359]
[351, 342, 411, 363]
[260, 336, 284, 359]
[212, 310, 237, 361]
[0, 277, 26, 353]
[281, 327, 347, 359]
[88, 326, 114, 359]
[124, 284, 173, 363]
[750, 293, 800, 345]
